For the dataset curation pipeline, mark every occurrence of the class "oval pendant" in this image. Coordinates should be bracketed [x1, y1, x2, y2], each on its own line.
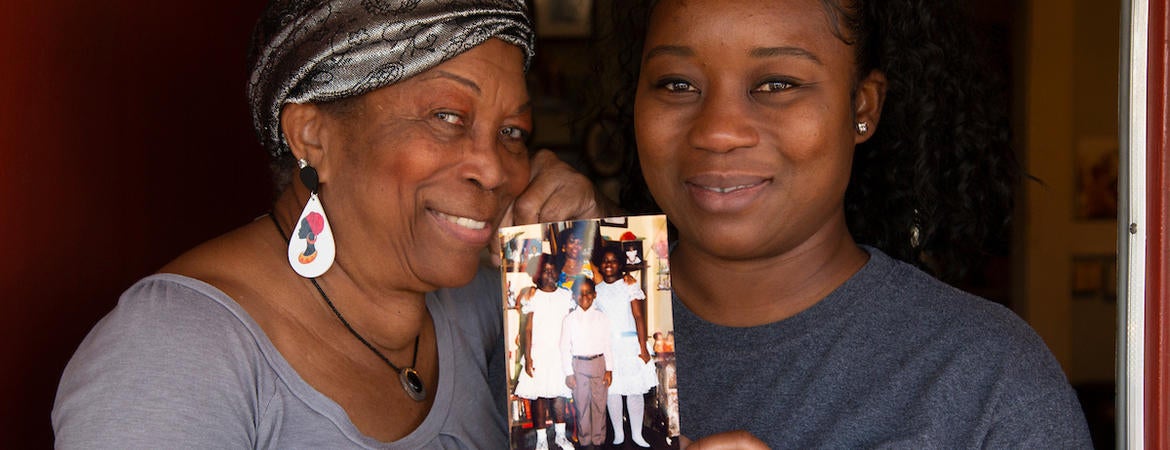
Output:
[399, 368, 426, 402]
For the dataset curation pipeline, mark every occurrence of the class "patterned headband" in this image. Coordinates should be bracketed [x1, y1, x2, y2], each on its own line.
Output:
[247, 0, 535, 157]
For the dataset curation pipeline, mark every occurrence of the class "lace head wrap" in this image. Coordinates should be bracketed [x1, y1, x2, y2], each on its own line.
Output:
[248, 0, 535, 157]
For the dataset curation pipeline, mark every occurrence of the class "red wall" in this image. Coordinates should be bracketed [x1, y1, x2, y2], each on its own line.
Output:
[0, 3, 269, 447]
[1147, 0, 1170, 446]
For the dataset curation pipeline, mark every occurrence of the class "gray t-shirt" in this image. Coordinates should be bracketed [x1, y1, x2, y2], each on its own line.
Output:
[674, 247, 1092, 448]
[52, 269, 507, 449]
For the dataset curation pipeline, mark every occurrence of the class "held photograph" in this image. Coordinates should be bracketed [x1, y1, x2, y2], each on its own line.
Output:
[499, 216, 679, 449]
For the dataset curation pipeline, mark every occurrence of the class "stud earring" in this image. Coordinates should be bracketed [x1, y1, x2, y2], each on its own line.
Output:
[287, 158, 335, 278]
[855, 122, 869, 135]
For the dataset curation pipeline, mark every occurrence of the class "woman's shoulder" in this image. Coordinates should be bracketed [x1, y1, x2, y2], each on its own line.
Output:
[842, 248, 1055, 367]
[859, 251, 1088, 444]
[855, 248, 1068, 379]
[161, 217, 284, 286]
[89, 274, 263, 348]
[436, 266, 501, 308]
[52, 274, 273, 447]
[431, 266, 504, 335]
[63, 274, 269, 375]
[859, 248, 1021, 326]
[159, 218, 306, 321]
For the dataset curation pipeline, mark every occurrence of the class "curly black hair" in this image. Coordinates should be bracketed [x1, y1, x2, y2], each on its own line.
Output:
[590, 242, 625, 274]
[588, 0, 1020, 283]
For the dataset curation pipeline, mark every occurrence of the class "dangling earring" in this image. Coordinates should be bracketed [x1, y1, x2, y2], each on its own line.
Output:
[855, 121, 869, 135]
[287, 158, 335, 278]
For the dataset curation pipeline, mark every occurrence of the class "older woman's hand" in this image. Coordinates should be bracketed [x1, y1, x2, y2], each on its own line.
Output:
[511, 149, 618, 224]
[488, 149, 619, 266]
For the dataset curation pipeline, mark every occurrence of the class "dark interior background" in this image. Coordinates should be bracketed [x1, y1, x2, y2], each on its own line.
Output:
[1, 2, 270, 447]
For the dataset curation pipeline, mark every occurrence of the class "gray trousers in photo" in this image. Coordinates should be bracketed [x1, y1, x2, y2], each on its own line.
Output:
[570, 356, 608, 446]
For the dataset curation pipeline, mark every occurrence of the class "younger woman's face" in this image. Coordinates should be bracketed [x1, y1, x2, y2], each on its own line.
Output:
[634, 0, 882, 260]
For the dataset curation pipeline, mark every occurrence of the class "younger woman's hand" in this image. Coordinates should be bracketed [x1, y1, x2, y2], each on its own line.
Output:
[680, 431, 768, 450]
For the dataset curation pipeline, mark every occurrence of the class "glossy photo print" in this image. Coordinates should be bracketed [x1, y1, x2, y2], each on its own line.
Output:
[499, 215, 679, 449]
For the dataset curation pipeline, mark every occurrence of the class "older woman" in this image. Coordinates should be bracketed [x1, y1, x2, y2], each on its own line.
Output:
[51, 1, 606, 447]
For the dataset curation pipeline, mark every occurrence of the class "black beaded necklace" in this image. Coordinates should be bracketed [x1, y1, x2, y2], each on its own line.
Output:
[270, 213, 426, 402]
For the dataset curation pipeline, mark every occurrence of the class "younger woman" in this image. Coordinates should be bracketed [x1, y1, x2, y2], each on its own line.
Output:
[612, 0, 1094, 447]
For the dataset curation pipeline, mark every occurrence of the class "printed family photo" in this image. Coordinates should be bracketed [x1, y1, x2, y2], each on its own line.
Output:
[499, 216, 678, 450]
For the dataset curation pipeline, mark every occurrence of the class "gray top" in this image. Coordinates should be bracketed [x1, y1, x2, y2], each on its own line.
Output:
[673, 246, 1092, 449]
[52, 269, 506, 449]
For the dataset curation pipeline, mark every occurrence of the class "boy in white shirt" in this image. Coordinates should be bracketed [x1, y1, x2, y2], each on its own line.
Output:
[560, 277, 613, 448]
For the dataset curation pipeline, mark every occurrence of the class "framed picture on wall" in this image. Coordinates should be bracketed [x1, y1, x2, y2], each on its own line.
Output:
[533, 0, 594, 38]
[1071, 254, 1117, 302]
[621, 240, 645, 270]
[600, 216, 628, 227]
[1073, 137, 1119, 221]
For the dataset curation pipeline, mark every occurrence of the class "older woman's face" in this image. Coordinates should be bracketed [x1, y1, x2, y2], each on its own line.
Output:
[321, 38, 531, 289]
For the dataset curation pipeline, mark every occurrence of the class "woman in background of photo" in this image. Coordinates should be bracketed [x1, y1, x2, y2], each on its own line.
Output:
[554, 221, 601, 291]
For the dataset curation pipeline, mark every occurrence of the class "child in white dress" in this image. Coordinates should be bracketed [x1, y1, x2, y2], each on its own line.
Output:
[514, 254, 576, 450]
[593, 245, 657, 447]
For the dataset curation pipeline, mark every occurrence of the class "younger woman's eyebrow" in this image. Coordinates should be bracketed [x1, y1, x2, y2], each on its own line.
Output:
[643, 44, 822, 65]
[749, 46, 823, 65]
[643, 45, 694, 63]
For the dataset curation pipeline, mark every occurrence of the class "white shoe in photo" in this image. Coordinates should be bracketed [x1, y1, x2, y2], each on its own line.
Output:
[535, 434, 549, 450]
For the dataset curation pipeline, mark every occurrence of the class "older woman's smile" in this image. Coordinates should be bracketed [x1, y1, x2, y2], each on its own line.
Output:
[431, 210, 488, 230]
[428, 207, 496, 246]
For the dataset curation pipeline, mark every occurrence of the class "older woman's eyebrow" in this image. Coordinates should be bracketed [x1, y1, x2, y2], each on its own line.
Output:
[423, 70, 482, 95]
[643, 45, 693, 62]
[419, 70, 530, 116]
[749, 46, 822, 64]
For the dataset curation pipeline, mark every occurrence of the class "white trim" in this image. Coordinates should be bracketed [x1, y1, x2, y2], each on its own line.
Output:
[1118, 0, 1148, 448]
